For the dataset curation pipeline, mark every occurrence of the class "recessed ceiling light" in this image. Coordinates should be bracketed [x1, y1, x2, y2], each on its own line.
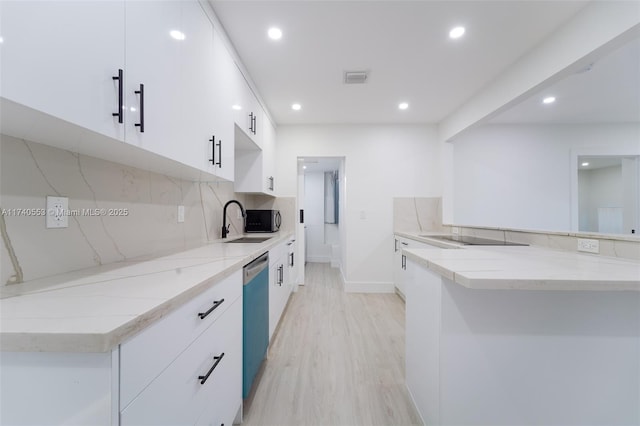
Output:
[581, 162, 590, 167]
[449, 26, 465, 39]
[398, 102, 409, 110]
[231, 104, 242, 111]
[170, 30, 185, 41]
[543, 96, 556, 104]
[291, 103, 302, 111]
[268, 27, 283, 40]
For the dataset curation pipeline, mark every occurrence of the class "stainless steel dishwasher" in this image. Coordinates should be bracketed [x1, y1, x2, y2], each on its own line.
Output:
[242, 252, 269, 400]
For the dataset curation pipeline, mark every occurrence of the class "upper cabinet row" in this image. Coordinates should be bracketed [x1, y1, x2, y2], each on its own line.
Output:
[0, 0, 272, 187]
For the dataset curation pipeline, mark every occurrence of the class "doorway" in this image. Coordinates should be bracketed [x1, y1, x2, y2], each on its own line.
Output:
[297, 157, 345, 283]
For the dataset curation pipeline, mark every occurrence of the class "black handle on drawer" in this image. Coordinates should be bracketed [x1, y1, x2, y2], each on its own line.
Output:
[198, 298, 224, 320]
[112, 69, 123, 123]
[402, 255, 407, 270]
[198, 352, 225, 385]
[135, 83, 144, 133]
[289, 252, 294, 267]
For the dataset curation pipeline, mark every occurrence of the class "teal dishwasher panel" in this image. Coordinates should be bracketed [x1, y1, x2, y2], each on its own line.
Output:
[242, 265, 269, 398]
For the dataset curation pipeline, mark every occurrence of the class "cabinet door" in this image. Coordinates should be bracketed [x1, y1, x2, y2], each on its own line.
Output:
[262, 112, 276, 194]
[124, 1, 183, 162]
[393, 238, 409, 295]
[208, 26, 236, 181]
[0, 1, 125, 141]
[179, 0, 216, 172]
[232, 75, 262, 148]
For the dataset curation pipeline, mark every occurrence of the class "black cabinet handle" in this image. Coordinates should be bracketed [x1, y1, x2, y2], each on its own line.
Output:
[277, 265, 284, 286]
[402, 255, 407, 270]
[134, 83, 144, 133]
[289, 252, 294, 267]
[268, 176, 274, 191]
[198, 352, 224, 385]
[198, 299, 224, 319]
[112, 69, 123, 123]
[248, 112, 256, 134]
[217, 139, 222, 168]
[252, 114, 257, 135]
[209, 136, 215, 165]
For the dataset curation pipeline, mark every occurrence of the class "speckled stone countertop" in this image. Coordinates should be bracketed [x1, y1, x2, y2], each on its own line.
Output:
[0, 232, 293, 353]
[400, 232, 640, 291]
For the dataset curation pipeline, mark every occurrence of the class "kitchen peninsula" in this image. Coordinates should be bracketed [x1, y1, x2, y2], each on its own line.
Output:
[402, 243, 640, 425]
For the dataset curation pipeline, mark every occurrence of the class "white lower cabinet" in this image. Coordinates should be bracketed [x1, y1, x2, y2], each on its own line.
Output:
[268, 240, 294, 341]
[393, 235, 443, 297]
[120, 298, 242, 426]
[120, 270, 243, 426]
[0, 271, 243, 426]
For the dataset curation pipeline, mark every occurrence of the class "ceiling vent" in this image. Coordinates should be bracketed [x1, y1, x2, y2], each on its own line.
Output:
[344, 71, 368, 84]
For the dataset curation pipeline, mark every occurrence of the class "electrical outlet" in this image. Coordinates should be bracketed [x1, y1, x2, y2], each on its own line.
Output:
[451, 226, 459, 235]
[577, 238, 599, 254]
[46, 196, 68, 228]
[177, 205, 185, 223]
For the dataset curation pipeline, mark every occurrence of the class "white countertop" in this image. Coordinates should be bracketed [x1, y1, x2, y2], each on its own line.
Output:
[402, 239, 640, 291]
[0, 232, 293, 353]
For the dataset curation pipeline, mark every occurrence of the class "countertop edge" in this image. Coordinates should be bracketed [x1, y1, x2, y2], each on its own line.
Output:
[0, 232, 294, 353]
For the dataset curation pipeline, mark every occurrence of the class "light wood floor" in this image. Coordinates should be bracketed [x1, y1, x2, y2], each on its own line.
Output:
[242, 263, 422, 426]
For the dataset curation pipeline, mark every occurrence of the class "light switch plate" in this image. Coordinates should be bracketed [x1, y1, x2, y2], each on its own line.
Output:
[46, 196, 68, 228]
[177, 205, 185, 223]
[577, 238, 599, 254]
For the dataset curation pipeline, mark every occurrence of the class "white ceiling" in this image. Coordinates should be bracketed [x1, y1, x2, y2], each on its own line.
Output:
[489, 37, 640, 124]
[209, 0, 589, 125]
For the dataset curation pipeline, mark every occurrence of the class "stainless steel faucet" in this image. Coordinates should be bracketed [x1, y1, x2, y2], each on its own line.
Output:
[222, 200, 246, 238]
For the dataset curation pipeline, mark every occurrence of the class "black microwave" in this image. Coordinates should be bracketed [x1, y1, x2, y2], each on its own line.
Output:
[245, 210, 281, 233]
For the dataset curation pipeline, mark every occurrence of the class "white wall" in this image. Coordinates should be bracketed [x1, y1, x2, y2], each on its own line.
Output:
[451, 123, 640, 232]
[276, 124, 440, 292]
[579, 165, 623, 232]
[304, 171, 331, 262]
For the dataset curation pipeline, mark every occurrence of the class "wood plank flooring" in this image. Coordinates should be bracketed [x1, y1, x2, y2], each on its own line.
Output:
[242, 263, 422, 426]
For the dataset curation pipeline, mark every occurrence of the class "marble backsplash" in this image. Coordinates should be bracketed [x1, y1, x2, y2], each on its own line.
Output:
[393, 197, 445, 233]
[392, 196, 639, 260]
[0, 135, 288, 285]
[452, 225, 640, 261]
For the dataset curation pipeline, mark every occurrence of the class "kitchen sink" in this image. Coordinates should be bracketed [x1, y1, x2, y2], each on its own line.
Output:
[224, 237, 272, 244]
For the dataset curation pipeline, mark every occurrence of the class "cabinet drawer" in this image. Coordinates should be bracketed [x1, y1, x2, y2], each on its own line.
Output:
[121, 297, 242, 426]
[120, 269, 242, 409]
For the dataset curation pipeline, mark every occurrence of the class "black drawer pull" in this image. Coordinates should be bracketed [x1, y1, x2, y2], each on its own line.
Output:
[198, 352, 224, 385]
[198, 298, 224, 320]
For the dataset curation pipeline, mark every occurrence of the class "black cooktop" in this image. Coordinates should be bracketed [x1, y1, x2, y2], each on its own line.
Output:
[428, 235, 528, 246]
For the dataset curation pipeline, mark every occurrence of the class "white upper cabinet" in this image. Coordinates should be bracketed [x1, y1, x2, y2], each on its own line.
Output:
[262, 110, 276, 194]
[231, 73, 263, 149]
[0, 0, 126, 141]
[0, 0, 268, 183]
[124, 1, 183, 164]
[206, 26, 237, 182]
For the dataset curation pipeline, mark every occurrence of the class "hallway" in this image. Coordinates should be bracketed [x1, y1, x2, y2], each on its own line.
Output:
[243, 263, 422, 426]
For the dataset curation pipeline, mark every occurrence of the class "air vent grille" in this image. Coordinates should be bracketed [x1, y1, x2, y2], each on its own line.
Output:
[344, 71, 368, 84]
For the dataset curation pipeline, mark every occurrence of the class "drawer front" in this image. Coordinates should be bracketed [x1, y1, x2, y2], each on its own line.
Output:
[120, 269, 242, 409]
[121, 297, 242, 426]
[269, 242, 286, 267]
